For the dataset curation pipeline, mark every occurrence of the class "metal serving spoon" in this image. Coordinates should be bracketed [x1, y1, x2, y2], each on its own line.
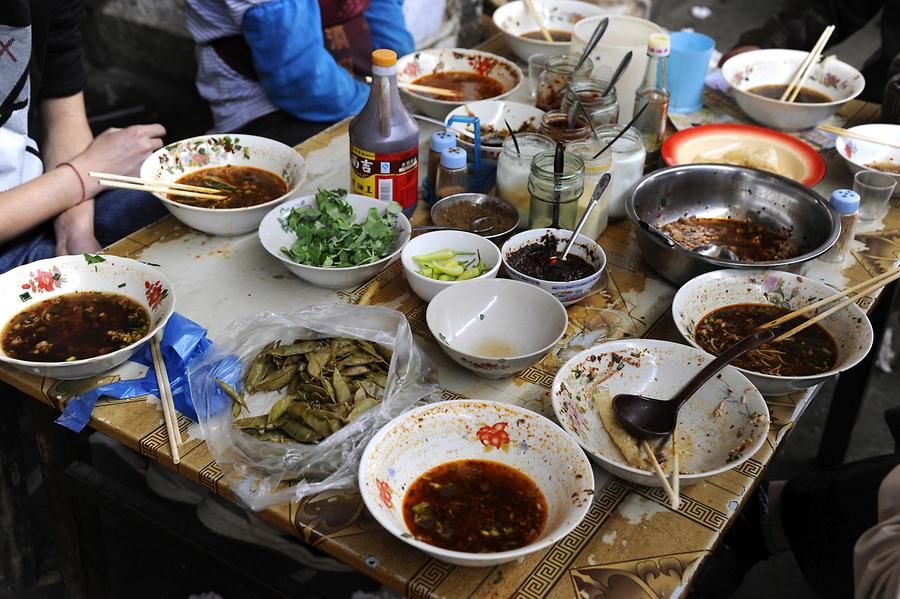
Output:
[552, 173, 611, 264]
[636, 219, 740, 261]
[413, 216, 498, 234]
[612, 328, 775, 439]
[573, 17, 609, 73]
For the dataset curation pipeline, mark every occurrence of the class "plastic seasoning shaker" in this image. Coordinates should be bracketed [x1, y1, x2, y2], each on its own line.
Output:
[426, 131, 457, 206]
[822, 189, 860, 263]
[435, 147, 469, 202]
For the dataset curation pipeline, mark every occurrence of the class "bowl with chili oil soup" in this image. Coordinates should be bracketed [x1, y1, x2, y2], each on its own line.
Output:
[491, 0, 607, 63]
[501, 228, 607, 306]
[396, 48, 523, 119]
[721, 49, 864, 131]
[359, 399, 594, 566]
[672, 269, 873, 396]
[140, 134, 307, 236]
[552, 339, 769, 486]
[0, 255, 174, 380]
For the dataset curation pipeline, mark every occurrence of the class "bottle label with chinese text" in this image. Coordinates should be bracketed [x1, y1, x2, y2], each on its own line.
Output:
[350, 144, 419, 209]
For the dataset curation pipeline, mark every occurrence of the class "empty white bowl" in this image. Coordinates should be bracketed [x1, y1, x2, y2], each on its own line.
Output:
[552, 339, 769, 486]
[359, 399, 594, 567]
[721, 49, 865, 131]
[492, 0, 608, 62]
[501, 228, 607, 306]
[835, 123, 900, 197]
[426, 279, 568, 378]
[140, 134, 307, 236]
[258, 194, 411, 289]
[401, 231, 501, 302]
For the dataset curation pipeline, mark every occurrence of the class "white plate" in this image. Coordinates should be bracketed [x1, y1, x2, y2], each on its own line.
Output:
[836, 123, 900, 197]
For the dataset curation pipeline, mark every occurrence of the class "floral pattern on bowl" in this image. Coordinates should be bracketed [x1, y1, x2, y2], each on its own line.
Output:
[671, 269, 874, 396]
[359, 399, 594, 567]
[834, 123, 900, 198]
[492, 0, 610, 62]
[551, 339, 769, 486]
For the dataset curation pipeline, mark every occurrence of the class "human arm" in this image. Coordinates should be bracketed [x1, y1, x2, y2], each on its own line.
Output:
[855, 465, 900, 599]
[365, 0, 415, 56]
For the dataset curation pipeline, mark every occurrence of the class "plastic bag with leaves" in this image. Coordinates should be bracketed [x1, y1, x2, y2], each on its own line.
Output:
[186, 304, 437, 511]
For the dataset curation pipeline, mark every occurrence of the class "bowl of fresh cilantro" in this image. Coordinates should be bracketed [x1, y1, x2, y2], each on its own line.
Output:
[258, 188, 411, 289]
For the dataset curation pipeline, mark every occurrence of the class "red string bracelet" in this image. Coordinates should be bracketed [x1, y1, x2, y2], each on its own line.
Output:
[59, 162, 86, 203]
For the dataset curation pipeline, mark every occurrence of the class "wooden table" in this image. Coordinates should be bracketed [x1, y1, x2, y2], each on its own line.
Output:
[3, 54, 899, 599]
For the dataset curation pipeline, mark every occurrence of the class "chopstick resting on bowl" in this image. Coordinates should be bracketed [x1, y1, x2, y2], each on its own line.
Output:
[642, 440, 679, 508]
[363, 76, 459, 98]
[522, 0, 554, 42]
[89, 172, 228, 201]
[150, 335, 182, 464]
[758, 265, 900, 343]
[780, 25, 835, 102]
[817, 124, 900, 151]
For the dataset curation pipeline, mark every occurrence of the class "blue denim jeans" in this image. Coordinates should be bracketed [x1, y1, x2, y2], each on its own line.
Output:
[0, 189, 168, 274]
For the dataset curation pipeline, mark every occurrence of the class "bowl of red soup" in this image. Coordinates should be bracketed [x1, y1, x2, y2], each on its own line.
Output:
[359, 399, 594, 567]
[0, 255, 175, 380]
[397, 48, 524, 119]
[140, 134, 307, 236]
[672, 269, 873, 396]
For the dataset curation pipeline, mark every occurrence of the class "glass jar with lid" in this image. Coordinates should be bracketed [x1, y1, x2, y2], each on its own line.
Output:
[592, 125, 646, 220]
[539, 110, 592, 146]
[567, 138, 612, 239]
[536, 54, 594, 111]
[496, 133, 555, 226]
[560, 80, 619, 127]
[527, 150, 585, 230]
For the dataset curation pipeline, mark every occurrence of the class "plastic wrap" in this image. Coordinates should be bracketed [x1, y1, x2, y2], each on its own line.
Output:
[186, 304, 437, 510]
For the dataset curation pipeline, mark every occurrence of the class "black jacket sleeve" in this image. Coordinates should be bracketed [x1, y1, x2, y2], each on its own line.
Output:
[38, 0, 86, 99]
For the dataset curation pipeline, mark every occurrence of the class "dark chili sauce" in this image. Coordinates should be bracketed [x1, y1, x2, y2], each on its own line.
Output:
[506, 232, 597, 282]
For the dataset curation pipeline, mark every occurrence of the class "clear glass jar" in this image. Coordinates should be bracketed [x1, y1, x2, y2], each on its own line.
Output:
[592, 125, 646, 220]
[539, 110, 592, 146]
[496, 133, 555, 227]
[567, 139, 612, 240]
[560, 80, 619, 127]
[536, 54, 594, 112]
[527, 150, 585, 230]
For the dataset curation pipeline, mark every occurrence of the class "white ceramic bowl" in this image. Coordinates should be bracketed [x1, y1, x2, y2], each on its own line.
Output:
[552, 339, 769, 485]
[140, 134, 307, 236]
[359, 399, 594, 567]
[445, 100, 545, 164]
[836, 123, 900, 197]
[401, 231, 501, 302]
[721, 49, 865, 131]
[501, 228, 607, 306]
[0, 255, 175, 380]
[426, 279, 568, 378]
[492, 0, 608, 63]
[397, 48, 524, 119]
[258, 193, 411, 289]
[672, 269, 874, 396]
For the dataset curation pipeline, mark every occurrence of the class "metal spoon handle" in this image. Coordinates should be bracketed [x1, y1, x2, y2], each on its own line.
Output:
[559, 173, 611, 262]
[637, 219, 675, 247]
[602, 51, 633, 97]
[574, 17, 609, 73]
[669, 328, 775, 411]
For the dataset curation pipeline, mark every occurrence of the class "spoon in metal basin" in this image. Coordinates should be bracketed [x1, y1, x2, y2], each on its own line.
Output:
[551, 173, 611, 264]
[413, 216, 498, 234]
[636, 219, 740, 261]
[612, 328, 775, 439]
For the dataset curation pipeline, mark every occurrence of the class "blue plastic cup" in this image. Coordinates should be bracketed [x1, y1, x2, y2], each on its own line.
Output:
[668, 32, 715, 113]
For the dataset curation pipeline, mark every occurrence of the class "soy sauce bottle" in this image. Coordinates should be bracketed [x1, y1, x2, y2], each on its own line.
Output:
[350, 49, 420, 216]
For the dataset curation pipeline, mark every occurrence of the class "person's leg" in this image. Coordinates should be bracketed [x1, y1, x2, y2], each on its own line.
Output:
[92, 189, 168, 248]
[0, 226, 58, 274]
[236, 110, 333, 147]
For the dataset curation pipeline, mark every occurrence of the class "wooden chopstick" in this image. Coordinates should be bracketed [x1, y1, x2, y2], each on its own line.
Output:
[364, 76, 459, 98]
[670, 435, 681, 510]
[89, 172, 225, 194]
[817, 124, 900, 151]
[787, 46, 832, 103]
[642, 441, 679, 508]
[523, 0, 554, 42]
[97, 179, 226, 201]
[151, 337, 182, 463]
[780, 25, 834, 102]
[760, 267, 900, 331]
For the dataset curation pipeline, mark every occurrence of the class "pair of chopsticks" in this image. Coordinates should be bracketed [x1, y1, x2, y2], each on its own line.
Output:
[90, 172, 227, 201]
[642, 439, 680, 509]
[150, 335, 183, 464]
[817, 124, 900, 151]
[363, 76, 459, 99]
[779, 25, 835, 102]
[523, 0, 553, 42]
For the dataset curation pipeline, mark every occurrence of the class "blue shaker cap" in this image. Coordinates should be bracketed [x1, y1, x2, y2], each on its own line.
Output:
[440, 146, 467, 169]
[829, 189, 860, 214]
[431, 131, 457, 153]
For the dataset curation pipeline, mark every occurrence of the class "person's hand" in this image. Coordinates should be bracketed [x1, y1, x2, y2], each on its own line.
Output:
[718, 45, 761, 68]
[54, 201, 101, 256]
[69, 124, 166, 198]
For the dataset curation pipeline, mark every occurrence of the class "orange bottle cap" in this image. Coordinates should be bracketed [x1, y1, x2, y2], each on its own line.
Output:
[372, 49, 397, 67]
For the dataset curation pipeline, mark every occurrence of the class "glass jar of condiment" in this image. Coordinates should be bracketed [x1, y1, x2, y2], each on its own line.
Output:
[539, 110, 592, 146]
[567, 139, 612, 240]
[496, 133, 555, 226]
[536, 54, 594, 111]
[527, 150, 585, 230]
[592, 125, 646, 220]
[560, 80, 619, 127]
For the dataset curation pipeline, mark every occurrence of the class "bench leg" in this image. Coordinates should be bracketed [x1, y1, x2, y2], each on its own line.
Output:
[0, 388, 36, 595]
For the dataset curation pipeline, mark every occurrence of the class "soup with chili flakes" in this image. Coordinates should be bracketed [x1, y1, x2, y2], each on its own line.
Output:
[1, 292, 150, 362]
[694, 303, 837, 377]
[412, 72, 505, 101]
[662, 216, 798, 262]
[172, 165, 287, 209]
[402, 459, 547, 553]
